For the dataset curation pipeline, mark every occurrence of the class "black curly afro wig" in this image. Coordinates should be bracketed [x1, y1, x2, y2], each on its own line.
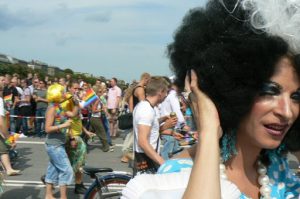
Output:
[168, 0, 300, 152]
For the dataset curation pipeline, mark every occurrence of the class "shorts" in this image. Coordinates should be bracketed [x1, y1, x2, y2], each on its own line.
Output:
[45, 144, 74, 186]
[66, 136, 87, 173]
[107, 109, 118, 120]
[0, 136, 9, 154]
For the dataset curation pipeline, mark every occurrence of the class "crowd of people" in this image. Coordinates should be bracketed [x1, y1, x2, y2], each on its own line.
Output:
[0, 69, 194, 198]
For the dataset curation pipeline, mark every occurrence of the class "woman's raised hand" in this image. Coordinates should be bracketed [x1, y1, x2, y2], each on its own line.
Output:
[183, 70, 222, 199]
[185, 70, 221, 137]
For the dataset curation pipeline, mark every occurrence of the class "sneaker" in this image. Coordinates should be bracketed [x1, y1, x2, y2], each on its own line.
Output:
[19, 133, 27, 138]
[109, 146, 114, 152]
[40, 174, 46, 185]
[102, 147, 109, 152]
[74, 183, 87, 194]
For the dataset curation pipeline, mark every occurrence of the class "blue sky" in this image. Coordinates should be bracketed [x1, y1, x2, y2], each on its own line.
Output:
[0, 0, 207, 82]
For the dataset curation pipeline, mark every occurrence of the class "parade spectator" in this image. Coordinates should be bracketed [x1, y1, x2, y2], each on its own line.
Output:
[93, 79, 102, 89]
[0, 75, 5, 88]
[59, 78, 67, 92]
[15, 79, 31, 135]
[129, 73, 150, 112]
[65, 73, 72, 86]
[90, 90, 110, 152]
[44, 75, 49, 83]
[80, 83, 91, 130]
[0, 82, 21, 176]
[47, 80, 52, 87]
[97, 87, 113, 149]
[26, 72, 33, 86]
[29, 78, 39, 94]
[119, 85, 136, 163]
[78, 77, 84, 88]
[33, 73, 39, 80]
[29, 78, 39, 131]
[44, 84, 73, 199]
[82, 82, 90, 92]
[33, 80, 48, 137]
[53, 77, 58, 83]
[107, 78, 122, 138]
[159, 77, 186, 160]
[133, 77, 168, 174]
[65, 81, 95, 194]
[3, 75, 19, 134]
[12, 73, 20, 86]
[12, 77, 23, 96]
[121, 73, 150, 163]
[12, 73, 19, 78]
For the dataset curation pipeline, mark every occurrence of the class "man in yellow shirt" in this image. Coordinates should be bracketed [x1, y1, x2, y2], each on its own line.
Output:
[65, 81, 95, 194]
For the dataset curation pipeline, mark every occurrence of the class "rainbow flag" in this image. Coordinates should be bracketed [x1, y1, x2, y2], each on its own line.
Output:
[4, 94, 12, 106]
[79, 88, 98, 108]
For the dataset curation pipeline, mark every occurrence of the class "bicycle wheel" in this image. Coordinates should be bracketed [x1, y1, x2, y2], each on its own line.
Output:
[84, 173, 131, 199]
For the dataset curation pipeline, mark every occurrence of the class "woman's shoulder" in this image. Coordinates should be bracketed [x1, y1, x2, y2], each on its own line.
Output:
[46, 104, 57, 114]
[267, 151, 294, 175]
[158, 158, 193, 174]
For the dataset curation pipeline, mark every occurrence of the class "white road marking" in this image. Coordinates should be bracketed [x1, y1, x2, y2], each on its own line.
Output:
[3, 180, 124, 189]
[16, 140, 124, 147]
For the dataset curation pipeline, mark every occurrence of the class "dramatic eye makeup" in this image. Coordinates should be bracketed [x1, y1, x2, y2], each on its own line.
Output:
[291, 89, 300, 102]
[259, 81, 282, 96]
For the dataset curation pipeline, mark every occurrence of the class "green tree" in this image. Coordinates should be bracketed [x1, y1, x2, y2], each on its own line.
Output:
[64, 68, 74, 74]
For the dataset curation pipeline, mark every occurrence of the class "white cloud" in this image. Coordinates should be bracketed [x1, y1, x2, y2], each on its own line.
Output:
[0, 0, 207, 82]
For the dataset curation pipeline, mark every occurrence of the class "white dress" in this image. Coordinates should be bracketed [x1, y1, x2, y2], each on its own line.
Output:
[121, 168, 241, 199]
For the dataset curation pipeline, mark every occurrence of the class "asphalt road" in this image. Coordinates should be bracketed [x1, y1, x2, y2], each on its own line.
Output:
[1, 135, 299, 199]
[0, 136, 131, 199]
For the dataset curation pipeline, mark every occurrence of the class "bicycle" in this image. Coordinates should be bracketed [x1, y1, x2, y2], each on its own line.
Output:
[83, 166, 132, 199]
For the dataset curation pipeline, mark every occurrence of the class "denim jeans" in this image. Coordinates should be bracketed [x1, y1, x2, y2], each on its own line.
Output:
[8, 109, 16, 133]
[122, 130, 133, 154]
[45, 144, 74, 186]
[101, 115, 112, 145]
[35, 108, 46, 137]
[160, 135, 181, 160]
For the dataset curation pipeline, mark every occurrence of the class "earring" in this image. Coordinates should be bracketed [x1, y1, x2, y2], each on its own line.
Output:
[221, 130, 238, 162]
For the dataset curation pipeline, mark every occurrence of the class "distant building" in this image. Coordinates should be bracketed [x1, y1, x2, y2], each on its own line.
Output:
[0, 53, 18, 64]
[15, 58, 28, 65]
[47, 66, 62, 76]
[28, 60, 49, 74]
[74, 72, 93, 77]
[0, 53, 125, 83]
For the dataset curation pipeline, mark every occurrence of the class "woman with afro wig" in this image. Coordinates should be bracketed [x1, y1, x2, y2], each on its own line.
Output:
[122, 0, 300, 198]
